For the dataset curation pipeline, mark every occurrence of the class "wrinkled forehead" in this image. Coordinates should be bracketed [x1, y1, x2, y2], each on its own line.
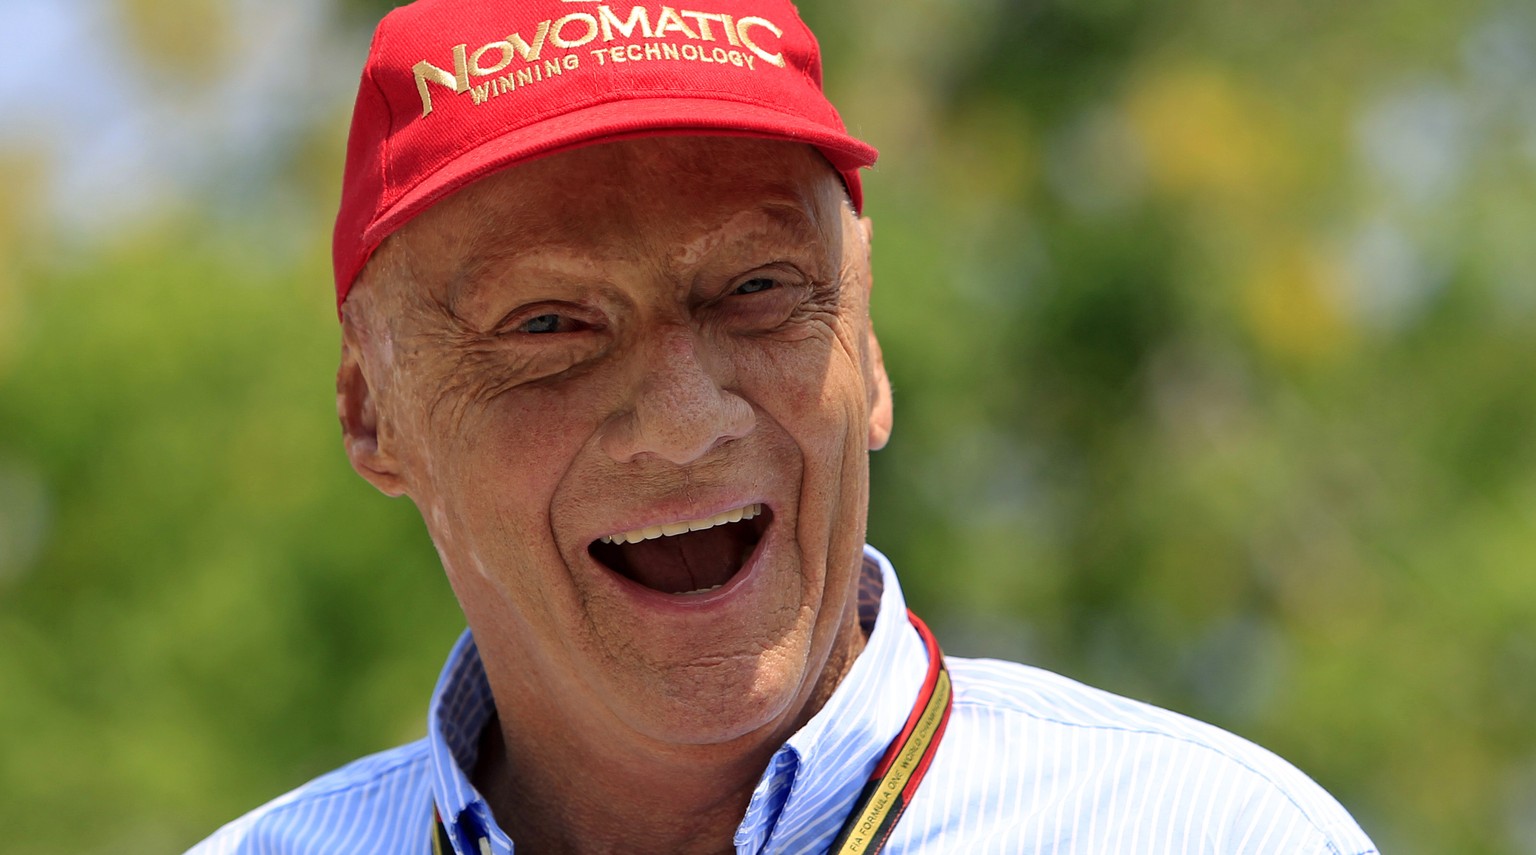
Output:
[387, 136, 850, 282]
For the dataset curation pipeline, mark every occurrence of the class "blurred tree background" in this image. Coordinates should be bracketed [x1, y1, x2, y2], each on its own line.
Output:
[1, 0, 1533, 851]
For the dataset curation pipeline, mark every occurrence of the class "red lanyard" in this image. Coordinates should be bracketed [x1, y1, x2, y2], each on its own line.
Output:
[828, 609, 952, 855]
[434, 610, 951, 855]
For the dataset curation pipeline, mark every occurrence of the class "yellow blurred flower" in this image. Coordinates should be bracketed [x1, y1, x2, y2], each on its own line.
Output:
[1126, 63, 1293, 211]
[1241, 238, 1353, 364]
[114, 0, 233, 81]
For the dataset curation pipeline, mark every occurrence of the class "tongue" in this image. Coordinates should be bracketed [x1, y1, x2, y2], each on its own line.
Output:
[618, 524, 746, 594]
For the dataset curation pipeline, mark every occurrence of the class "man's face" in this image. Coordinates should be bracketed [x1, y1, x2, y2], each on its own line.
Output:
[339, 137, 891, 748]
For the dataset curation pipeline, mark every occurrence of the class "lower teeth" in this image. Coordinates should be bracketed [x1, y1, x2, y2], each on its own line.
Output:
[682, 583, 724, 595]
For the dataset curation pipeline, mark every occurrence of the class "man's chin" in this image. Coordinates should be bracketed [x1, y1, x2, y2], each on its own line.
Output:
[601, 645, 818, 749]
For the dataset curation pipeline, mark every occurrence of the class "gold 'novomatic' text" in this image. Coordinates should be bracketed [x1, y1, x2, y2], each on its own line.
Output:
[412, 4, 785, 116]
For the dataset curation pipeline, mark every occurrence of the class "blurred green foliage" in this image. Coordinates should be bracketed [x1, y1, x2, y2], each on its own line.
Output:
[3, 0, 1535, 852]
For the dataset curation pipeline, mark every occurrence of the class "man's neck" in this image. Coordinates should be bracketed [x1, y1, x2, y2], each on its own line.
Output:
[469, 617, 867, 855]
[473, 713, 768, 855]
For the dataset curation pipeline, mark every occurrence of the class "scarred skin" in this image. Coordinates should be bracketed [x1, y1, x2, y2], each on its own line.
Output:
[336, 137, 892, 855]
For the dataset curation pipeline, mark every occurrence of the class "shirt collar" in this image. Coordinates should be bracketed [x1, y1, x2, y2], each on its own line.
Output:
[733, 545, 928, 854]
[426, 630, 510, 854]
[426, 545, 930, 855]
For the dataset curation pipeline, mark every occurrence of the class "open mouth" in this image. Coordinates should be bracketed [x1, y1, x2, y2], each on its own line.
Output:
[588, 504, 772, 595]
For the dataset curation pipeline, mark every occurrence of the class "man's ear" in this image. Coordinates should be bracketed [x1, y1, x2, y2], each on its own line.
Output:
[337, 337, 408, 497]
[866, 326, 893, 451]
[858, 215, 893, 451]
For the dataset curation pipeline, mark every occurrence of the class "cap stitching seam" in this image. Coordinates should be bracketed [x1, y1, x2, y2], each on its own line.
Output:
[788, 8, 821, 86]
[371, 20, 396, 208]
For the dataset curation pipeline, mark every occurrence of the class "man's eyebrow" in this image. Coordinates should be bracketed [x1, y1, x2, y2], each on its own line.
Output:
[761, 200, 821, 231]
[723, 195, 830, 249]
[447, 243, 521, 309]
[443, 214, 552, 309]
[443, 189, 829, 304]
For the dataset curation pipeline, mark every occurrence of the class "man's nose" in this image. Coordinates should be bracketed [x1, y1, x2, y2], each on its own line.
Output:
[601, 327, 755, 465]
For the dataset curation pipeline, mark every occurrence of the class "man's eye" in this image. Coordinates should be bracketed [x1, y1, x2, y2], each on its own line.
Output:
[734, 278, 777, 295]
[519, 314, 565, 334]
[500, 306, 599, 336]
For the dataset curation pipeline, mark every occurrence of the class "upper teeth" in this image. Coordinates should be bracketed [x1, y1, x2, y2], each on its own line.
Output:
[600, 504, 762, 546]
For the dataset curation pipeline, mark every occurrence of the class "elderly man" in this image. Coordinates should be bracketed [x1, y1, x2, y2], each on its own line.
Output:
[191, 0, 1377, 853]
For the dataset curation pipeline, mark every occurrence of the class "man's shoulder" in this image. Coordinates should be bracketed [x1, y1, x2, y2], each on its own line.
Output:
[943, 655, 1325, 785]
[924, 655, 1378, 854]
[185, 738, 434, 855]
[946, 654, 1264, 740]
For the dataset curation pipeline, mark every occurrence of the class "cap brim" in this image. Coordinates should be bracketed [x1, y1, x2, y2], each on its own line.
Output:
[361, 96, 878, 264]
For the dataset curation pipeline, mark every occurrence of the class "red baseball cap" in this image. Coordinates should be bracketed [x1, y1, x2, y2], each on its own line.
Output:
[333, 0, 879, 309]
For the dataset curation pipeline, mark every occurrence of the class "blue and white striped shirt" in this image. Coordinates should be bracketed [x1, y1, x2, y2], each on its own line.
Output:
[189, 546, 1377, 854]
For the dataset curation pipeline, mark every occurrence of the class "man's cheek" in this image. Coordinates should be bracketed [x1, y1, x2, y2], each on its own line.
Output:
[750, 344, 848, 413]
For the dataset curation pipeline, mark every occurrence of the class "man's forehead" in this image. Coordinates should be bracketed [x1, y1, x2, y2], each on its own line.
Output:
[446, 136, 836, 215]
[397, 136, 845, 277]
